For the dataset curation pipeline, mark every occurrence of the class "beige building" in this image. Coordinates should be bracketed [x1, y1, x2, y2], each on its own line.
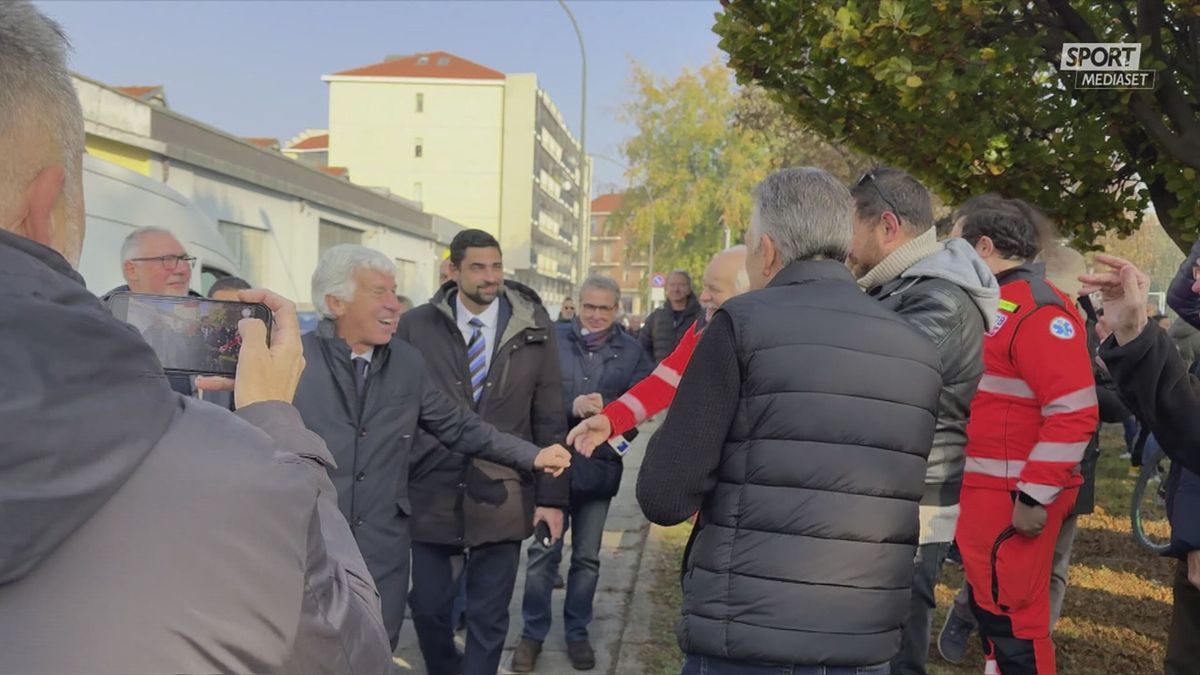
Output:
[321, 51, 589, 304]
[589, 193, 647, 317]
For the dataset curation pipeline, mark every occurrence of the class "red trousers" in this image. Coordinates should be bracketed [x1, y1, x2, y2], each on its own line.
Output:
[956, 486, 1078, 675]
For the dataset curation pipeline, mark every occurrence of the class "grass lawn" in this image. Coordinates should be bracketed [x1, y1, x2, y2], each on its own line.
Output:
[638, 428, 1176, 674]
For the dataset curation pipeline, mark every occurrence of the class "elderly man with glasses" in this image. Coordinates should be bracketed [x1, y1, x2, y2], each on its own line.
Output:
[102, 226, 204, 396]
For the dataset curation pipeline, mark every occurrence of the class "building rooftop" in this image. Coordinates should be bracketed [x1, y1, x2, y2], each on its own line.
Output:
[332, 51, 505, 80]
[287, 133, 329, 151]
[591, 193, 623, 214]
[319, 166, 348, 178]
[116, 85, 167, 106]
[243, 137, 280, 150]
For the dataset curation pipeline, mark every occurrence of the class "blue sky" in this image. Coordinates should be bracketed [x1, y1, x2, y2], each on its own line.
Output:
[38, 0, 724, 194]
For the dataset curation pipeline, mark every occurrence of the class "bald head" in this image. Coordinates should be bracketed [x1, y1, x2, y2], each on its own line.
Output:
[1040, 244, 1086, 298]
[700, 245, 750, 322]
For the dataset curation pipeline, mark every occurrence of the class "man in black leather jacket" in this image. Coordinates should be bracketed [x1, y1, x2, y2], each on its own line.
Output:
[849, 167, 999, 675]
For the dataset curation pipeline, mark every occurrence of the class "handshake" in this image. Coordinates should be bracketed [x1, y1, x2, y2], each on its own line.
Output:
[533, 444, 572, 477]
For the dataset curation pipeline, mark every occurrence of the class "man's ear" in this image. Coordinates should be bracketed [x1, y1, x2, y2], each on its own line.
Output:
[14, 165, 65, 249]
[974, 235, 996, 259]
[880, 211, 903, 243]
[758, 233, 778, 277]
[326, 294, 348, 319]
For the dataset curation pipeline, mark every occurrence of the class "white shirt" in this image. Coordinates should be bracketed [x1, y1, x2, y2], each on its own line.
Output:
[456, 293, 500, 376]
[351, 348, 374, 364]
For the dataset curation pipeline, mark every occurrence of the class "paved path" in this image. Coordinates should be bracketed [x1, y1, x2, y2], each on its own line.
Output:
[393, 420, 663, 675]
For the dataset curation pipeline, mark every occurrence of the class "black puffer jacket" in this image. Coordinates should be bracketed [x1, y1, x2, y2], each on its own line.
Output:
[638, 295, 702, 362]
[397, 281, 567, 547]
[679, 261, 942, 667]
[866, 239, 998, 510]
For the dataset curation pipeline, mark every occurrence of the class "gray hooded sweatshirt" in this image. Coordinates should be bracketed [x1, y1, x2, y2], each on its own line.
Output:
[867, 233, 999, 543]
[0, 228, 391, 673]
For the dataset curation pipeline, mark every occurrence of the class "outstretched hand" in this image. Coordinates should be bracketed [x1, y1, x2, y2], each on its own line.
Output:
[1078, 254, 1150, 346]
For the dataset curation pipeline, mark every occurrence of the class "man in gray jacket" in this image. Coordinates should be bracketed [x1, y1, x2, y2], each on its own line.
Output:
[292, 243, 571, 650]
[849, 167, 998, 675]
[0, 4, 391, 671]
[638, 168, 942, 674]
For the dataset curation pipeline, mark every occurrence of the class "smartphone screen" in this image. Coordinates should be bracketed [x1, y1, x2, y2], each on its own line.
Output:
[106, 292, 272, 376]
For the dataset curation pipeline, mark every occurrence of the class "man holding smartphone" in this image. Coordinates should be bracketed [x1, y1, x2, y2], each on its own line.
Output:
[0, 4, 392, 671]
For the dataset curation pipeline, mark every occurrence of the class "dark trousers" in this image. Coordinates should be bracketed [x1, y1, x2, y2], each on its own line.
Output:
[368, 518, 411, 650]
[890, 541, 952, 675]
[1166, 559, 1200, 675]
[409, 540, 521, 675]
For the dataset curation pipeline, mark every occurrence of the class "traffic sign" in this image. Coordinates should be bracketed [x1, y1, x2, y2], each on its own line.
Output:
[650, 273, 666, 288]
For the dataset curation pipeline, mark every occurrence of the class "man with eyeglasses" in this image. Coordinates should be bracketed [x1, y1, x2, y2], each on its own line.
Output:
[512, 275, 653, 672]
[848, 167, 999, 675]
[102, 226, 203, 396]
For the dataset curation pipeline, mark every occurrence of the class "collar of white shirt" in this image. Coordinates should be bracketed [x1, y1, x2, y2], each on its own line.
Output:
[351, 348, 374, 364]
[456, 291, 501, 334]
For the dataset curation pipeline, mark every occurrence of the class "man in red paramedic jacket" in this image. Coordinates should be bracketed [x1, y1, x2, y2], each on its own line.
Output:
[951, 202, 1098, 675]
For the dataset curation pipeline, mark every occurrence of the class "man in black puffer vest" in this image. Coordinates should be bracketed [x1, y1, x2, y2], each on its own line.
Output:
[637, 167, 942, 675]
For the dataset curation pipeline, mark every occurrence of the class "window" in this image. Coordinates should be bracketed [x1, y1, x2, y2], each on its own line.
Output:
[437, 56, 450, 65]
[415, 137, 423, 158]
[218, 220, 267, 286]
[416, 92, 424, 113]
[318, 219, 363, 254]
[394, 258, 418, 296]
[417, 56, 429, 65]
[413, 182, 423, 202]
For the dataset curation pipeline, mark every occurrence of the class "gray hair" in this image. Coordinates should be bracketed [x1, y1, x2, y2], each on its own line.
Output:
[120, 226, 179, 262]
[748, 167, 852, 265]
[849, 166, 934, 234]
[579, 275, 621, 305]
[0, 2, 84, 213]
[311, 244, 396, 319]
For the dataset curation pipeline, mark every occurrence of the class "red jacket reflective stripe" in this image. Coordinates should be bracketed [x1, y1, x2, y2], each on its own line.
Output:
[963, 269, 1098, 505]
[603, 320, 702, 437]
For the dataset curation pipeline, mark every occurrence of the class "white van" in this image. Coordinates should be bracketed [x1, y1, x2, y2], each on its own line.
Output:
[77, 155, 239, 296]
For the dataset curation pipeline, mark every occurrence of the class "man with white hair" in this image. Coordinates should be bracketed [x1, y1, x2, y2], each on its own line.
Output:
[116, 226, 197, 296]
[0, 3, 393, 672]
[291, 243, 572, 649]
[637, 167, 942, 674]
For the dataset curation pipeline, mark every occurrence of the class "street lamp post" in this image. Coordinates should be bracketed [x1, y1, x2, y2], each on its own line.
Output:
[557, 0, 587, 290]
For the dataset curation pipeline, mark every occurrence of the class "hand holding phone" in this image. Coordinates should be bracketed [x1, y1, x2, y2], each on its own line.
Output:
[106, 291, 271, 376]
[196, 289, 306, 409]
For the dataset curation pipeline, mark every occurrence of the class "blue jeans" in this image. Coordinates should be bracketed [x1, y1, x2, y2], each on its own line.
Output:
[521, 497, 611, 642]
[682, 654, 890, 675]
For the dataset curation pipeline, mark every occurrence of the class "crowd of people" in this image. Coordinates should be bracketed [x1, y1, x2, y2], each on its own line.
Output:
[1, 3, 1198, 675]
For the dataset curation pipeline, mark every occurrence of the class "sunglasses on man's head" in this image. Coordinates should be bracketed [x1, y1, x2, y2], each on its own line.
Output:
[857, 170, 901, 219]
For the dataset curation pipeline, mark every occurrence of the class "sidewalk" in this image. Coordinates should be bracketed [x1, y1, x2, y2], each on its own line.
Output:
[393, 420, 660, 674]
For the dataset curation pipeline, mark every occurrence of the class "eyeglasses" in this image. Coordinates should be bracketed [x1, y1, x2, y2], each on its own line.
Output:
[581, 303, 616, 313]
[857, 170, 902, 220]
[128, 254, 197, 270]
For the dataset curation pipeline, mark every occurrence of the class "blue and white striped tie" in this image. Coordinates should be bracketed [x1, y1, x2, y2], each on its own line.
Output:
[467, 317, 487, 403]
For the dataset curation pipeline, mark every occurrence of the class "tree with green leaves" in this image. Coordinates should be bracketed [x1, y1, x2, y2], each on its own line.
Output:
[610, 58, 869, 285]
[714, 0, 1200, 250]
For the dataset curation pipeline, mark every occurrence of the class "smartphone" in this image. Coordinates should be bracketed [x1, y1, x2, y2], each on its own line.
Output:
[105, 291, 272, 376]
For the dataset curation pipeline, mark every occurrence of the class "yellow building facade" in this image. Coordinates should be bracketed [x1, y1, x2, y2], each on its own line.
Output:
[322, 51, 588, 304]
